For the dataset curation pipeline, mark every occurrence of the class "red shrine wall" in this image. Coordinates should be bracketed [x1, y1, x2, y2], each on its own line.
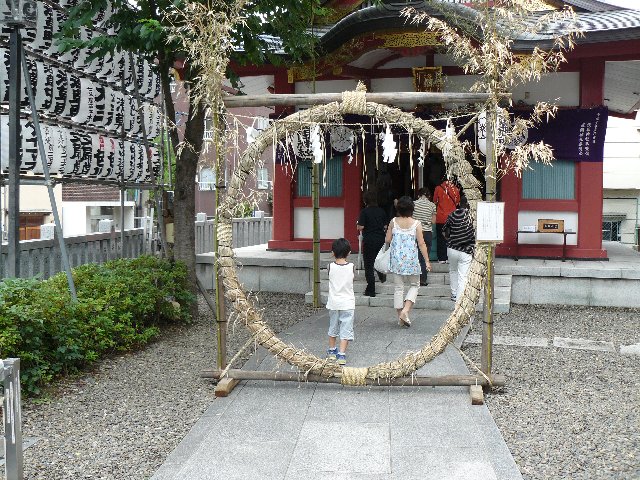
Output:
[269, 154, 363, 252]
[497, 57, 607, 259]
[268, 57, 610, 257]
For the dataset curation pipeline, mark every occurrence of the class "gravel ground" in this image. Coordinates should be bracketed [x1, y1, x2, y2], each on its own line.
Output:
[6, 293, 318, 480]
[3, 300, 639, 479]
[463, 304, 640, 480]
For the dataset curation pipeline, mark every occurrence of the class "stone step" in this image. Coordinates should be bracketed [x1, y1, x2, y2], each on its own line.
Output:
[305, 290, 511, 313]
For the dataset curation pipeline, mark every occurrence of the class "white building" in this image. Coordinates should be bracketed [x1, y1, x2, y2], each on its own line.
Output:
[603, 112, 640, 249]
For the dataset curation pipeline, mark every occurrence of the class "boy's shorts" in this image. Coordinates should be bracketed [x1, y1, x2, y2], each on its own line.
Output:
[328, 309, 355, 341]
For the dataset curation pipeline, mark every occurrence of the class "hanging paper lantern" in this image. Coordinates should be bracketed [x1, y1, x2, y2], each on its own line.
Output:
[84, 47, 104, 75]
[51, 127, 68, 175]
[102, 136, 117, 179]
[71, 78, 96, 124]
[112, 137, 125, 180]
[108, 50, 124, 84]
[87, 133, 105, 178]
[477, 108, 527, 155]
[95, 3, 113, 29]
[123, 53, 135, 92]
[92, 83, 106, 126]
[124, 95, 140, 135]
[291, 128, 314, 160]
[77, 131, 94, 176]
[23, 57, 38, 107]
[33, 124, 53, 175]
[0, 48, 29, 105]
[138, 59, 154, 98]
[149, 145, 161, 181]
[35, 3, 54, 52]
[35, 62, 54, 111]
[132, 142, 146, 181]
[104, 88, 124, 131]
[21, 120, 38, 172]
[65, 129, 84, 175]
[62, 73, 81, 118]
[49, 126, 66, 175]
[49, 66, 68, 116]
[146, 70, 161, 100]
[96, 51, 113, 80]
[45, 10, 63, 58]
[122, 140, 135, 180]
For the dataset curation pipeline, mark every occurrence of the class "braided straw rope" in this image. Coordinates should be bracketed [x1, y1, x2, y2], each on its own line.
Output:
[217, 89, 488, 384]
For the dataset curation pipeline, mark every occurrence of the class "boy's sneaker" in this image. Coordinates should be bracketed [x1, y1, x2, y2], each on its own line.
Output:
[326, 348, 338, 360]
[336, 352, 347, 366]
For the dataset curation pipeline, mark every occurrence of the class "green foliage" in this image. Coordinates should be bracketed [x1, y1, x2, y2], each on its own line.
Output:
[57, 0, 327, 74]
[232, 201, 254, 218]
[0, 257, 194, 397]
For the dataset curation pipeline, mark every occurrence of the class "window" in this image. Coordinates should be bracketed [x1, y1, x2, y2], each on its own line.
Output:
[257, 168, 270, 189]
[602, 218, 623, 242]
[203, 116, 214, 140]
[296, 157, 343, 197]
[199, 167, 216, 191]
[522, 160, 575, 200]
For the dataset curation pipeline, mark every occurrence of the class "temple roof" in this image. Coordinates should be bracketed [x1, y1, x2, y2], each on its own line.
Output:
[316, 1, 640, 53]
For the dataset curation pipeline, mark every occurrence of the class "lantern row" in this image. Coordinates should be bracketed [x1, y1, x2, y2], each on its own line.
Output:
[0, 0, 164, 185]
[0, 52, 163, 139]
[0, 118, 161, 182]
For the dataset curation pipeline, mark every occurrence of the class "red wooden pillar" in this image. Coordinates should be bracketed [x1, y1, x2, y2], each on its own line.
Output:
[496, 171, 520, 257]
[270, 166, 294, 247]
[343, 154, 363, 251]
[268, 68, 296, 249]
[577, 58, 607, 258]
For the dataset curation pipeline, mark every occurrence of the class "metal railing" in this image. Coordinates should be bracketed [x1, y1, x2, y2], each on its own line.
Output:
[195, 217, 273, 254]
[1, 358, 23, 480]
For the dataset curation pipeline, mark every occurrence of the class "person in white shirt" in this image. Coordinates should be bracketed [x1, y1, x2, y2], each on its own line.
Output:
[326, 238, 355, 366]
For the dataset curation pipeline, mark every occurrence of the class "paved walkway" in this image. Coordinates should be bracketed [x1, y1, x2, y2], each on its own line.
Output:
[152, 307, 523, 480]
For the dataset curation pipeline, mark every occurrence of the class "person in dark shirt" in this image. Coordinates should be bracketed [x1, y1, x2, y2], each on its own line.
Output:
[443, 195, 475, 302]
[357, 190, 388, 297]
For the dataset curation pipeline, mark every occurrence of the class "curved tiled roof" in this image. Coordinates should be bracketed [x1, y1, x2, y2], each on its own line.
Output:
[317, 2, 640, 53]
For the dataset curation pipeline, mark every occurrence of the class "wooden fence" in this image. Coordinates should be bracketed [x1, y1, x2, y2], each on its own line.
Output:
[195, 217, 273, 253]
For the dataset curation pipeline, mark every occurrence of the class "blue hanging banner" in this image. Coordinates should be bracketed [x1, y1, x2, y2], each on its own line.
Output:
[524, 106, 608, 162]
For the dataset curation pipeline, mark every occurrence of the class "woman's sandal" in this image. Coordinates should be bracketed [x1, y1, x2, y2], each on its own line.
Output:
[399, 311, 411, 327]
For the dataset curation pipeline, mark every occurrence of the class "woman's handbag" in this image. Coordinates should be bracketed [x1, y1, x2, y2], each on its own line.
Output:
[374, 245, 390, 274]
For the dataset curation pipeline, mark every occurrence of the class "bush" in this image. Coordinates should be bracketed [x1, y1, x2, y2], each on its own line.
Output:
[0, 256, 194, 396]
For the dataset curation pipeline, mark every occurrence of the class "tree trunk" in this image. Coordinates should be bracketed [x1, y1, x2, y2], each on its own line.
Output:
[172, 82, 206, 309]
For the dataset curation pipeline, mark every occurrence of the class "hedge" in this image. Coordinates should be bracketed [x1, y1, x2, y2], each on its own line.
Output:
[0, 256, 194, 396]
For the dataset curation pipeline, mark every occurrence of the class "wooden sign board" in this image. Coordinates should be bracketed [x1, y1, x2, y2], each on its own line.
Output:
[538, 219, 564, 233]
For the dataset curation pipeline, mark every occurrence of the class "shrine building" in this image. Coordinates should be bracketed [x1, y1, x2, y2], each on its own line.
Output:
[233, 0, 640, 260]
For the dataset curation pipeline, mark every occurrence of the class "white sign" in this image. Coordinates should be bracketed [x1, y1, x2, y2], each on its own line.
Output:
[476, 202, 505, 242]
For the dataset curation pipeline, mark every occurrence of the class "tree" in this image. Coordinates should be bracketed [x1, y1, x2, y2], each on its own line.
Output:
[58, 0, 326, 300]
[402, 0, 581, 175]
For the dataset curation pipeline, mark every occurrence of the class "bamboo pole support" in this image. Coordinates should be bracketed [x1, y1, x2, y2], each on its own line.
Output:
[213, 112, 228, 370]
[222, 92, 503, 108]
[312, 161, 320, 307]
[481, 108, 497, 378]
[201, 369, 505, 387]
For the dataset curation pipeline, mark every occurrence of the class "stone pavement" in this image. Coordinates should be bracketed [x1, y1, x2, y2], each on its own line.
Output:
[152, 306, 523, 480]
